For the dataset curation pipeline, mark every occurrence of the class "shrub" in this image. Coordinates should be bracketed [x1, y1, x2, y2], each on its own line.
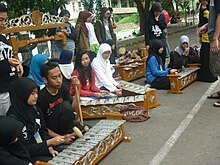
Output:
[117, 14, 139, 24]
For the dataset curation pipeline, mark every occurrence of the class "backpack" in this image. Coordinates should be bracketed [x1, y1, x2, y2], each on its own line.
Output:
[162, 10, 170, 25]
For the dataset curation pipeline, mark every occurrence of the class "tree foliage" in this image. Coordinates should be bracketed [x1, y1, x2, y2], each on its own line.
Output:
[5, 0, 68, 18]
[81, 0, 105, 19]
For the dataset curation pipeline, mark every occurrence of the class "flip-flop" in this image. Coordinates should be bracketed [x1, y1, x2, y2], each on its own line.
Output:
[207, 91, 220, 99]
[213, 101, 220, 107]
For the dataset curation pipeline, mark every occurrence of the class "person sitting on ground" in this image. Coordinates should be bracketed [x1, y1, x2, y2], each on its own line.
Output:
[28, 54, 48, 89]
[7, 77, 66, 162]
[38, 61, 85, 139]
[0, 116, 33, 165]
[70, 50, 107, 99]
[146, 39, 177, 90]
[92, 43, 123, 96]
[168, 35, 200, 69]
[58, 50, 74, 90]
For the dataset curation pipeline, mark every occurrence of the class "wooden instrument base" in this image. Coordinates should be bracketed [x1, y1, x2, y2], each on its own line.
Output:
[114, 61, 146, 82]
[168, 67, 200, 94]
[81, 88, 160, 119]
[36, 120, 129, 165]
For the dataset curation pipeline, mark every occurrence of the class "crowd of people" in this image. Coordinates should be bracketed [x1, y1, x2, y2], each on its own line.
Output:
[0, 0, 220, 164]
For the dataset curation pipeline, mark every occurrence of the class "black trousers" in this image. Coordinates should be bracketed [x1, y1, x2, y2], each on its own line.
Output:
[198, 42, 217, 82]
[150, 77, 170, 90]
[46, 101, 75, 135]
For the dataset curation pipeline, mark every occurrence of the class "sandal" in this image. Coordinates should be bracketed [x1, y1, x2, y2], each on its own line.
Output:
[207, 91, 220, 99]
[213, 101, 220, 107]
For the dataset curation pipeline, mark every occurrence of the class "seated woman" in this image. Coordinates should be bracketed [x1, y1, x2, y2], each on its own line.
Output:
[0, 116, 33, 165]
[146, 39, 177, 90]
[92, 43, 122, 96]
[70, 50, 106, 99]
[58, 50, 74, 90]
[168, 35, 200, 69]
[7, 77, 69, 163]
[28, 54, 48, 89]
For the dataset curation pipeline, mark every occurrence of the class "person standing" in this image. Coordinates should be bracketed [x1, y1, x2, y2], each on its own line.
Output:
[0, 3, 23, 115]
[198, 0, 220, 103]
[95, 7, 116, 45]
[75, 10, 93, 52]
[198, 0, 217, 82]
[49, 9, 76, 58]
[144, 2, 167, 68]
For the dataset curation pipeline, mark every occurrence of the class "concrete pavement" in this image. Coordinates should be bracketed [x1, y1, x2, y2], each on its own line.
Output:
[85, 26, 220, 165]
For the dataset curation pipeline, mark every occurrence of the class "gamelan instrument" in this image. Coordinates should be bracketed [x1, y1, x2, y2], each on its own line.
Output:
[168, 66, 200, 94]
[81, 80, 160, 119]
[36, 119, 129, 165]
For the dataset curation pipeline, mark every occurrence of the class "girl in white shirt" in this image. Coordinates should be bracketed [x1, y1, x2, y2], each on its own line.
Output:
[92, 43, 122, 96]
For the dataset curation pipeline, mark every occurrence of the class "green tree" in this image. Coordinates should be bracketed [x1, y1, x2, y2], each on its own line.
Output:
[5, 0, 68, 18]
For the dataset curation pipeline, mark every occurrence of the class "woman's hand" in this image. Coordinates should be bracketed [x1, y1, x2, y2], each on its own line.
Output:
[47, 136, 65, 146]
[170, 69, 178, 74]
[116, 84, 124, 89]
[48, 147, 58, 157]
[94, 92, 104, 98]
[114, 88, 122, 96]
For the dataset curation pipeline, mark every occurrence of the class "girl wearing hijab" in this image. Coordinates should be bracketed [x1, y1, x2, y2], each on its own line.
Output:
[92, 43, 122, 96]
[168, 35, 200, 69]
[58, 50, 74, 90]
[75, 10, 93, 52]
[70, 50, 106, 98]
[0, 116, 33, 165]
[85, 13, 100, 53]
[7, 77, 66, 162]
[28, 54, 48, 89]
[95, 7, 116, 45]
[144, 2, 167, 67]
[146, 39, 177, 90]
[49, 9, 76, 58]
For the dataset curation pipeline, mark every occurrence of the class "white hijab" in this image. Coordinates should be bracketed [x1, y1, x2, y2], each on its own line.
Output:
[174, 35, 189, 55]
[85, 22, 99, 45]
[58, 62, 74, 79]
[92, 43, 118, 91]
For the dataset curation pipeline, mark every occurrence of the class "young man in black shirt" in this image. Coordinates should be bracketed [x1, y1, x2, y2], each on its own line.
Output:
[0, 3, 23, 115]
[38, 61, 79, 143]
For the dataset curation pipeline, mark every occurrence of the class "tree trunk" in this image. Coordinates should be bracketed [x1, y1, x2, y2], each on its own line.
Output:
[134, 0, 150, 35]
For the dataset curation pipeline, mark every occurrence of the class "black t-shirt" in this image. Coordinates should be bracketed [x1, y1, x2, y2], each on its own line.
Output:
[37, 85, 72, 121]
[0, 34, 18, 93]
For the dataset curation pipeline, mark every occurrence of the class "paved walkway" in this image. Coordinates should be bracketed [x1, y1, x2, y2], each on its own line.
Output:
[85, 26, 220, 165]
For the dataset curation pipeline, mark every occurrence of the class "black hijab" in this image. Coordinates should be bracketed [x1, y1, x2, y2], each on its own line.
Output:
[0, 116, 23, 147]
[59, 9, 70, 17]
[148, 39, 165, 69]
[0, 116, 32, 163]
[8, 77, 39, 135]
